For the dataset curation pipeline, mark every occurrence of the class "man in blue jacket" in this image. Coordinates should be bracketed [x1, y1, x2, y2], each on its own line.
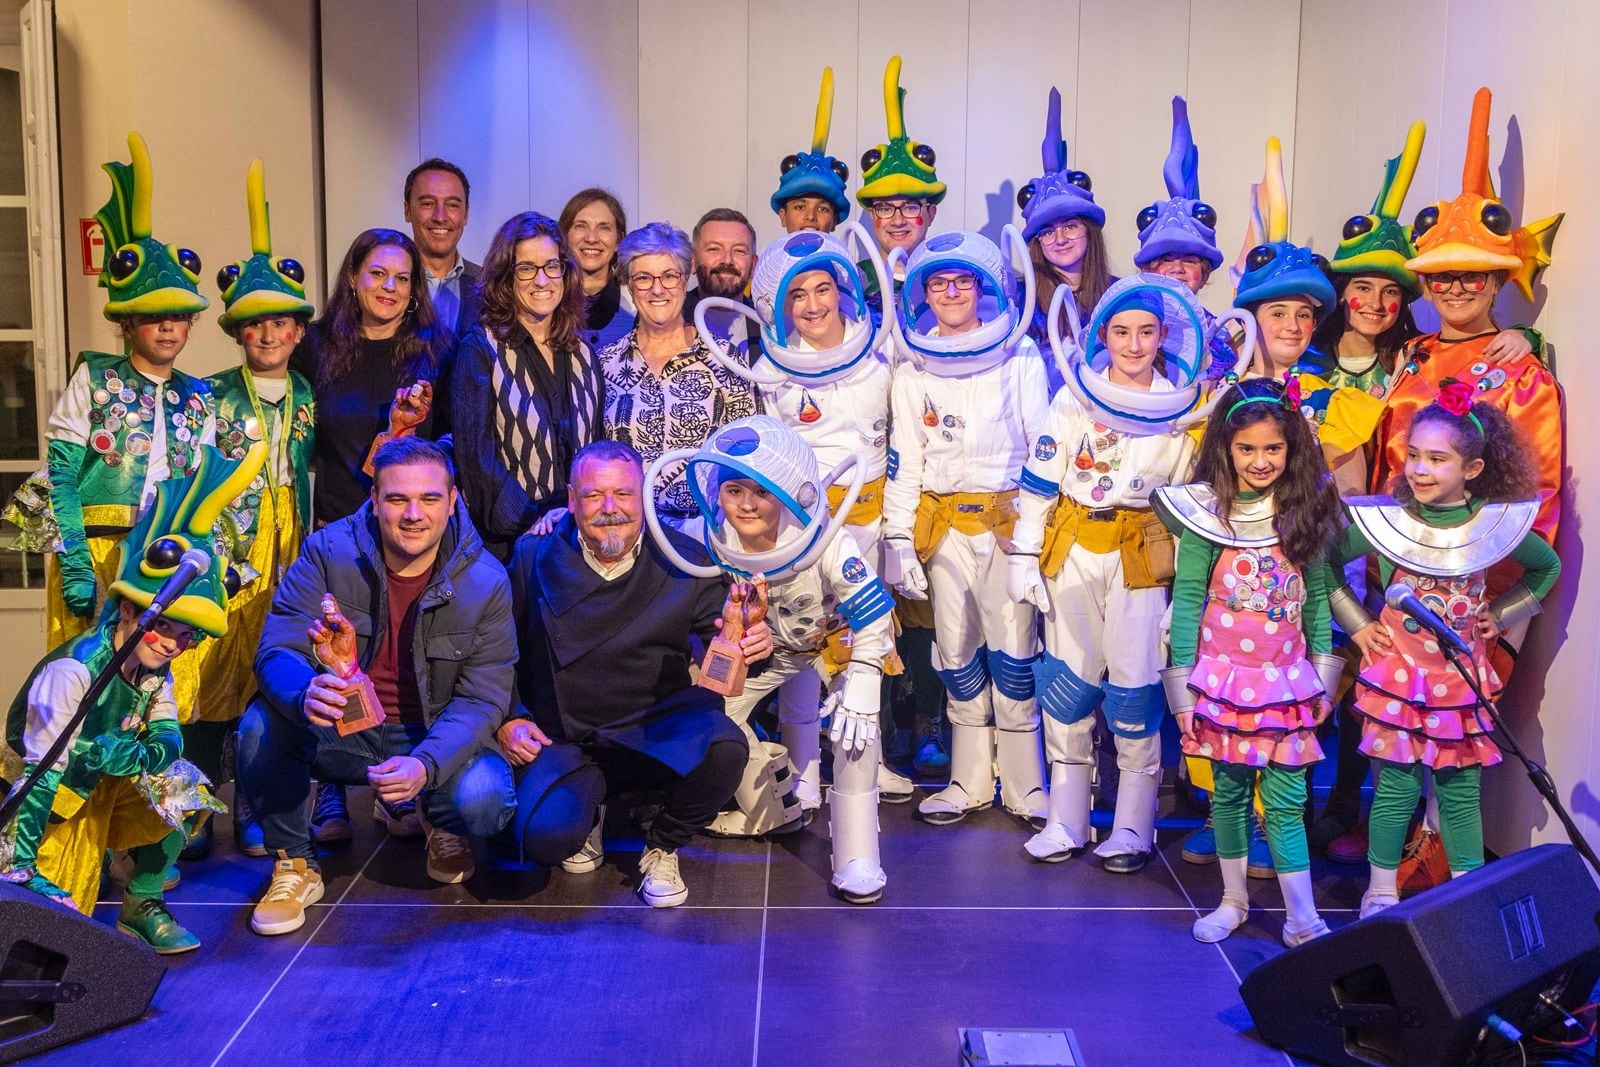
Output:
[238, 437, 517, 935]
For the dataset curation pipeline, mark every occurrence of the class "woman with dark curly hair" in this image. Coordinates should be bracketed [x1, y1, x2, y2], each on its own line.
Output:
[450, 211, 604, 561]
[292, 228, 451, 527]
[1156, 377, 1344, 947]
[1334, 384, 1558, 918]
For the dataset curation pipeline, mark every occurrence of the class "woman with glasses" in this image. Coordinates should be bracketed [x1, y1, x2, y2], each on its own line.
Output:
[600, 222, 761, 521]
[1020, 89, 1117, 378]
[451, 212, 604, 563]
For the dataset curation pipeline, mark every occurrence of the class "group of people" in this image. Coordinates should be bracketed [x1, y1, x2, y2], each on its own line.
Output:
[0, 58, 1567, 959]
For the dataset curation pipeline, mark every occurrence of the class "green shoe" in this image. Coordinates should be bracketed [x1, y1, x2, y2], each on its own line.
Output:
[116, 896, 200, 955]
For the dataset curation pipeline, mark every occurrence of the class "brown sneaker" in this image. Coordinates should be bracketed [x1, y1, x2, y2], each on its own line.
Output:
[422, 816, 475, 884]
[251, 851, 325, 936]
[1397, 826, 1449, 897]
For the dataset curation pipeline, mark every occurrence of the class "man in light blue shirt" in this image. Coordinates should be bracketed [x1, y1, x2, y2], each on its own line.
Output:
[404, 158, 480, 336]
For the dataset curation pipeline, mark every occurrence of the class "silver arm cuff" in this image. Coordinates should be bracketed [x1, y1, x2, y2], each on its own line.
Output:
[1329, 583, 1375, 634]
[1489, 582, 1544, 630]
[1161, 664, 1200, 716]
[1308, 652, 1347, 702]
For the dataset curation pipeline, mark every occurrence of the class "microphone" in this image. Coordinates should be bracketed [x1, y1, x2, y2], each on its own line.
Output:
[137, 548, 212, 628]
[1385, 582, 1471, 657]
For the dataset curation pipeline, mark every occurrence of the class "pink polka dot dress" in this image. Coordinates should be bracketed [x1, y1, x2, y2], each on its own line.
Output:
[1354, 567, 1502, 770]
[1179, 545, 1325, 769]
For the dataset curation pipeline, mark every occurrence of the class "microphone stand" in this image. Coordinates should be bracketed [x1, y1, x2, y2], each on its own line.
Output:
[1439, 637, 1600, 878]
[0, 615, 157, 833]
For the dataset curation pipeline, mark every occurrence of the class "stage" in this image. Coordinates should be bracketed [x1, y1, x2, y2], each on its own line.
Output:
[29, 781, 1355, 1066]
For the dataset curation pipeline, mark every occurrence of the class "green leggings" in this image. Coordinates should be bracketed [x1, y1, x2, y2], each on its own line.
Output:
[126, 828, 183, 899]
[1367, 761, 1483, 872]
[1211, 761, 1310, 873]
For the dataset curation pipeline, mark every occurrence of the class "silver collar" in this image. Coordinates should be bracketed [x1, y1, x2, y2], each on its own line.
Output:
[1153, 484, 1279, 548]
[1344, 496, 1537, 576]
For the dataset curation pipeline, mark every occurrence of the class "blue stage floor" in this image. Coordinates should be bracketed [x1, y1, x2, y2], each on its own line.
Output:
[32, 782, 1362, 1066]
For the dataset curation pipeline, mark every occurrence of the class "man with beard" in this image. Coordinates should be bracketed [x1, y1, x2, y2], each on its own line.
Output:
[683, 208, 757, 350]
[496, 440, 772, 907]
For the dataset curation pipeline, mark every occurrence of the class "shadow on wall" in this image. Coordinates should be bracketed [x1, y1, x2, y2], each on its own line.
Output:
[978, 179, 1015, 246]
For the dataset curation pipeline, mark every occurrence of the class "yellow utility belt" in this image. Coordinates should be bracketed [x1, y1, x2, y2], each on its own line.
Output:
[1039, 497, 1174, 589]
[912, 489, 1019, 562]
[827, 474, 887, 526]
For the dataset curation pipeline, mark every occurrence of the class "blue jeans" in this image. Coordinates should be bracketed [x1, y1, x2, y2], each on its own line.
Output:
[237, 698, 515, 862]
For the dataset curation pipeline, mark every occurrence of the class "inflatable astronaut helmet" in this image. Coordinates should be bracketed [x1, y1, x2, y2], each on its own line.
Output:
[1048, 272, 1254, 436]
[644, 415, 865, 580]
[697, 221, 888, 388]
[890, 226, 1035, 377]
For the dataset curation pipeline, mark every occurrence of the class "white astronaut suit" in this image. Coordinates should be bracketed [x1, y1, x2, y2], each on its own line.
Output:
[695, 224, 911, 814]
[643, 415, 893, 903]
[1008, 274, 1252, 869]
[878, 226, 1051, 827]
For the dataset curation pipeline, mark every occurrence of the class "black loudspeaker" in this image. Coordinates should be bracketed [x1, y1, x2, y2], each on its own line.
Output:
[1241, 844, 1600, 1067]
[0, 881, 165, 1063]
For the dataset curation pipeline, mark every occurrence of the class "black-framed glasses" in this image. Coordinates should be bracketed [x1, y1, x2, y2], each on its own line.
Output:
[925, 274, 978, 293]
[869, 201, 926, 220]
[514, 260, 564, 282]
[629, 269, 685, 292]
[1426, 271, 1490, 294]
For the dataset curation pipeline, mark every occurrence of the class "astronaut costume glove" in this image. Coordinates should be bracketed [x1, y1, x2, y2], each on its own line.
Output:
[1006, 553, 1049, 611]
[825, 669, 882, 755]
[880, 537, 927, 600]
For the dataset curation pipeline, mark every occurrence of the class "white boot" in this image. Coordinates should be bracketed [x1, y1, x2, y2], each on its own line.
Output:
[704, 741, 803, 838]
[1279, 868, 1332, 947]
[995, 726, 1048, 828]
[1025, 762, 1092, 862]
[876, 760, 915, 804]
[828, 788, 886, 904]
[1094, 768, 1160, 874]
[1360, 865, 1400, 919]
[780, 717, 823, 815]
[918, 724, 995, 825]
[1193, 856, 1250, 943]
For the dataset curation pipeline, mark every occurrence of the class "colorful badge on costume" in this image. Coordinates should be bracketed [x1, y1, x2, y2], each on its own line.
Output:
[1405, 87, 1562, 301]
[106, 441, 268, 638]
[217, 158, 315, 333]
[889, 228, 1034, 378]
[772, 67, 851, 224]
[856, 55, 945, 206]
[1231, 137, 1335, 317]
[698, 224, 888, 389]
[1019, 87, 1104, 241]
[643, 415, 866, 581]
[1048, 273, 1254, 436]
[1328, 121, 1426, 295]
[1134, 97, 1221, 271]
[96, 132, 209, 320]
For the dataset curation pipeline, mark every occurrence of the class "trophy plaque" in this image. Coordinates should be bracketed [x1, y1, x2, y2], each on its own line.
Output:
[311, 594, 386, 735]
[699, 575, 769, 697]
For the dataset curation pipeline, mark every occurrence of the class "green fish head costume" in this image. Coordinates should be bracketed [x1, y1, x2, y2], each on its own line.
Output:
[97, 132, 209, 320]
[216, 158, 314, 333]
[856, 55, 945, 205]
[107, 440, 267, 638]
[1329, 120, 1427, 295]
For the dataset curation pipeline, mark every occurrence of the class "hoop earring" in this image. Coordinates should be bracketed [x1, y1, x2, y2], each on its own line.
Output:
[406, 297, 418, 315]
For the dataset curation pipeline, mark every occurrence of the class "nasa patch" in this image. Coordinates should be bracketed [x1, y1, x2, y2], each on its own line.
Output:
[841, 556, 868, 583]
[1034, 435, 1058, 461]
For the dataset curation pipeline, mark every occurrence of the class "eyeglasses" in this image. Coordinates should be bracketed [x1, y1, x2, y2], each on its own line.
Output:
[1042, 219, 1088, 242]
[629, 270, 685, 292]
[925, 274, 978, 293]
[1426, 271, 1490, 294]
[513, 260, 564, 281]
[869, 201, 926, 221]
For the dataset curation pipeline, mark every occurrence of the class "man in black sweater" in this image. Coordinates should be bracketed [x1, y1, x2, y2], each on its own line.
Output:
[497, 440, 771, 907]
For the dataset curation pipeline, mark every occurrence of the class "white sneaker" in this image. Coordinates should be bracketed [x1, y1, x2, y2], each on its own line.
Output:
[561, 805, 605, 874]
[1359, 889, 1399, 919]
[638, 846, 688, 908]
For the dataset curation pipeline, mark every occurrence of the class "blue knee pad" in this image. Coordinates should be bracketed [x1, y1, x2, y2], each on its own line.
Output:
[935, 646, 990, 702]
[1034, 653, 1103, 725]
[987, 649, 1038, 701]
[1102, 681, 1165, 738]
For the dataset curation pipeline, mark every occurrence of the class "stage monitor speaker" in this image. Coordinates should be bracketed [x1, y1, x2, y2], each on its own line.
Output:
[1240, 843, 1600, 1067]
[0, 881, 165, 1063]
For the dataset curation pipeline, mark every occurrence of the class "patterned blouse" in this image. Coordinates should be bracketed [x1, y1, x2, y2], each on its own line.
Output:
[599, 327, 762, 518]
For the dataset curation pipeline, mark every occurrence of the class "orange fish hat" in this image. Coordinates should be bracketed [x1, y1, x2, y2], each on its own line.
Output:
[1405, 87, 1562, 301]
